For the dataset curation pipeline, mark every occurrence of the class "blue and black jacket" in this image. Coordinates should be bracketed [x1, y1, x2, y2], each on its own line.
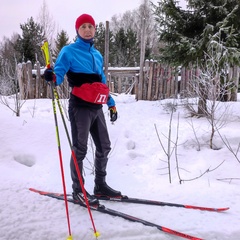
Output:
[54, 37, 115, 108]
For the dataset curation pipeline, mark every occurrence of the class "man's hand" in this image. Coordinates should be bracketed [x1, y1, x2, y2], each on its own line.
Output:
[109, 106, 117, 122]
[44, 67, 55, 82]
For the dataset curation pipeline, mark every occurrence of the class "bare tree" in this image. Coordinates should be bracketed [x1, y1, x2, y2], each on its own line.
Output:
[0, 34, 27, 116]
[184, 52, 234, 149]
[110, 0, 159, 59]
[0, 60, 25, 116]
[37, 0, 56, 46]
[155, 99, 226, 184]
[155, 100, 178, 183]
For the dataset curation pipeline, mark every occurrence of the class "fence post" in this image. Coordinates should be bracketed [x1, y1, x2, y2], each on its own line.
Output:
[180, 67, 185, 98]
[174, 69, 179, 98]
[22, 62, 29, 99]
[104, 21, 110, 84]
[17, 63, 23, 100]
[147, 60, 154, 100]
[170, 67, 176, 97]
[26, 61, 35, 99]
[230, 66, 239, 101]
[134, 74, 139, 97]
[138, 17, 146, 100]
[117, 76, 122, 93]
[153, 63, 160, 100]
[35, 61, 41, 98]
[142, 60, 149, 100]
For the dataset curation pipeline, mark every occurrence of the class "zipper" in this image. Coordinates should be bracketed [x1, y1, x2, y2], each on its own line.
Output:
[89, 43, 98, 73]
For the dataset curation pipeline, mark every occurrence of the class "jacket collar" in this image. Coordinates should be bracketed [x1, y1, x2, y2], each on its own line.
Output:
[75, 36, 94, 48]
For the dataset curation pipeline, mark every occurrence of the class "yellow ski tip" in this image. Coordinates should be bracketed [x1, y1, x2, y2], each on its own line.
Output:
[66, 235, 73, 240]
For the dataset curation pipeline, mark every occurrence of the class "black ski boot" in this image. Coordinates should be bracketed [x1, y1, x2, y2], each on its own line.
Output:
[73, 191, 99, 206]
[94, 182, 122, 198]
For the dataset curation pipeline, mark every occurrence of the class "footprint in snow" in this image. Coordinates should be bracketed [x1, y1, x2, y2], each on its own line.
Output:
[126, 139, 135, 150]
[13, 154, 36, 167]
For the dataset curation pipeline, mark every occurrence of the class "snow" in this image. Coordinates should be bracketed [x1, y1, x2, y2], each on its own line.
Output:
[0, 93, 240, 240]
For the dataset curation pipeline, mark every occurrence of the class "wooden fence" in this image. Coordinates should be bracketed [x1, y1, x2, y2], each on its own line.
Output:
[107, 61, 183, 100]
[17, 60, 239, 101]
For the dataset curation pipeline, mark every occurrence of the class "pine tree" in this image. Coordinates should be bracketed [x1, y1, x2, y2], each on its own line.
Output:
[15, 17, 45, 64]
[153, 0, 240, 110]
[94, 22, 115, 66]
[109, 0, 159, 65]
[112, 27, 139, 67]
[153, 0, 240, 67]
[53, 30, 70, 60]
[125, 28, 139, 66]
[113, 28, 127, 67]
[94, 22, 106, 56]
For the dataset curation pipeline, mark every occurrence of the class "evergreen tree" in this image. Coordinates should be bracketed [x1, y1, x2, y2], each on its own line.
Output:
[125, 28, 139, 66]
[94, 22, 106, 56]
[112, 27, 139, 67]
[15, 17, 45, 64]
[109, 0, 159, 65]
[153, 0, 240, 67]
[53, 30, 70, 60]
[113, 28, 128, 67]
[94, 22, 116, 67]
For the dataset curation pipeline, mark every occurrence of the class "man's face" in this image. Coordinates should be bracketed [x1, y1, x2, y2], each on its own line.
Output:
[77, 23, 95, 39]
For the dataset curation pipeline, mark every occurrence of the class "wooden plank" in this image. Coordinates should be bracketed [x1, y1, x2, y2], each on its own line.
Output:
[154, 63, 161, 100]
[147, 60, 154, 100]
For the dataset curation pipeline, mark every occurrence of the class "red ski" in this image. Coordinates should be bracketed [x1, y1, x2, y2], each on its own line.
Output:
[29, 188, 210, 239]
[95, 195, 229, 212]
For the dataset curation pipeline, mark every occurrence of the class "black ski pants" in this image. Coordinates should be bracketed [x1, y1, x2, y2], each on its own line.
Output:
[69, 105, 111, 193]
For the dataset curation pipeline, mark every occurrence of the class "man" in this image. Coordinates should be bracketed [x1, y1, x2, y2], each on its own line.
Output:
[44, 14, 121, 206]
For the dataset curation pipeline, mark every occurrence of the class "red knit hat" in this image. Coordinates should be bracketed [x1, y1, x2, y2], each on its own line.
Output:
[75, 14, 95, 30]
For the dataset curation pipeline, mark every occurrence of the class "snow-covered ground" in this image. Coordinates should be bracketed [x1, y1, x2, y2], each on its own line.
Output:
[0, 93, 240, 240]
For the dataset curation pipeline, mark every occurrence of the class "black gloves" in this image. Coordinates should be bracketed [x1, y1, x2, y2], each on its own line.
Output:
[109, 106, 118, 122]
[44, 67, 56, 82]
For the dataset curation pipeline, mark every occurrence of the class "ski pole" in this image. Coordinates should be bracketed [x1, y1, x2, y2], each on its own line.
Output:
[41, 40, 72, 240]
[53, 87, 100, 238]
[42, 40, 100, 238]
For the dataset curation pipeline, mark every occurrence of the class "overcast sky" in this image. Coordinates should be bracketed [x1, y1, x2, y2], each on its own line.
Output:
[0, 0, 186, 41]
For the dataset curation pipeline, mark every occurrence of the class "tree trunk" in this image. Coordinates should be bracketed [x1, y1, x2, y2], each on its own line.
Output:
[230, 66, 239, 101]
[197, 82, 208, 116]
